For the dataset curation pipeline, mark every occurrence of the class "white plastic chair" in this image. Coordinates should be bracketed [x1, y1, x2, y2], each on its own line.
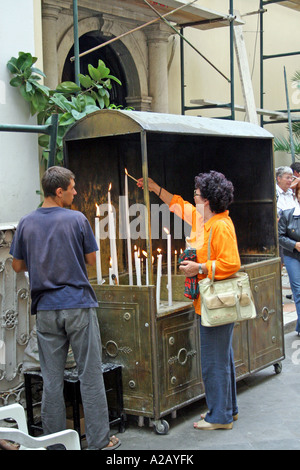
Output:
[0, 403, 81, 450]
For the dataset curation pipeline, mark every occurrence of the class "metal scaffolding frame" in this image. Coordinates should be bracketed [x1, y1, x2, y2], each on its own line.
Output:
[180, 0, 300, 129]
[180, 0, 235, 120]
[259, 0, 300, 127]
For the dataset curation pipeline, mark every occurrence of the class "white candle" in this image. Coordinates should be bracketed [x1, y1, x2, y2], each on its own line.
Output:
[174, 250, 177, 275]
[109, 257, 113, 285]
[108, 183, 119, 284]
[124, 169, 133, 285]
[164, 227, 172, 306]
[156, 248, 162, 311]
[134, 246, 141, 286]
[142, 250, 149, 286]
[95, 203, 102, 284]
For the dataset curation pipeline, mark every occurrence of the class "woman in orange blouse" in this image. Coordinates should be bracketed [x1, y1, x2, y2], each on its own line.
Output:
[138, 171, 241, 430]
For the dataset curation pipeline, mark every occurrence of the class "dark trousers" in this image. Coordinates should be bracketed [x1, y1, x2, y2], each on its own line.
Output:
[200, 321, 238, 424]
[36, 308, 110, 449]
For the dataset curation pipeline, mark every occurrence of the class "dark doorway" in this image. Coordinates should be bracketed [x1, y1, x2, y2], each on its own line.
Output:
[62, 32, 127, 107]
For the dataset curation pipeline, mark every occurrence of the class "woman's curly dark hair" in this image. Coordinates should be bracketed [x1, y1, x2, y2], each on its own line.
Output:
[195, 170, 234, 213]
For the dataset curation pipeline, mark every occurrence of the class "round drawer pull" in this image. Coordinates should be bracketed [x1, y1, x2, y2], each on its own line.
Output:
[124, 312, 131, 321]
[262, 307, 270, 322]
[129, 380, 136, 389]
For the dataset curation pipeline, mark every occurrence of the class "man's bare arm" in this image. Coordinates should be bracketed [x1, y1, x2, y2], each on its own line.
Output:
[85, 252, 97, 266]
[12, 258, 27, 273]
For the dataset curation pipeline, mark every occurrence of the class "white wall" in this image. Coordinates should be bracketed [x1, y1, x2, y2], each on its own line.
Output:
[0, 0, 41, 224]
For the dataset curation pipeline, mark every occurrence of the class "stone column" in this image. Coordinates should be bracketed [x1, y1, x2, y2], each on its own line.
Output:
[42, 1, 64, 89]
[145, 24, 171, 113]
[125, 95, 152, 112]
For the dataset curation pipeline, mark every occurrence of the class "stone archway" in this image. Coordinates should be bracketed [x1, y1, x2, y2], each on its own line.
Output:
[57, 16, 152, 111]
[62, 32, 129, 108]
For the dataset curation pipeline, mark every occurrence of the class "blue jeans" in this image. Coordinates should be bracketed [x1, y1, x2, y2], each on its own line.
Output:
[200, 321, 238, 424]
[284, 255, 300, 333]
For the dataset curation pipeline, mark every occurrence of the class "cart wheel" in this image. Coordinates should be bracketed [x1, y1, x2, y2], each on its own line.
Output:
[274, 362, 282, 374]
[153, 419, 169, 435]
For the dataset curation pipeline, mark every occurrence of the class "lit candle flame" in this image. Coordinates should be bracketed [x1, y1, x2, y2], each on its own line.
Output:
[157, 248, 161, 254]
[124, 168, 138, 183]
[142, 250, 148, 258]
[175, 250, 177, 254]
[163, 227, 169, 235]
[108, 182, 112, 192]
[95, 203, 100, 217]
[109, 256, 112, 267]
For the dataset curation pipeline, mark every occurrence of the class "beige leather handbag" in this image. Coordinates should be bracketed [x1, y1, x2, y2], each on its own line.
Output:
[199, 226, 257, 327]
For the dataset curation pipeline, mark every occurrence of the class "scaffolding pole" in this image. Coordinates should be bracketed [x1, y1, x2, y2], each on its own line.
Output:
[260, 0, 300, 127]
[181, 0, 235, 119]
[0, 114, 58, 168]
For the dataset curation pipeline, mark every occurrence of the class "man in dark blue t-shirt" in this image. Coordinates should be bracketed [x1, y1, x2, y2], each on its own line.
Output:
[10, 166, 120, 450]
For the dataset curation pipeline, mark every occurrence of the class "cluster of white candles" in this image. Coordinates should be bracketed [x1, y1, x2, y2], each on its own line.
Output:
[94, 169, 182, 310]
[94, 183, 119, 286]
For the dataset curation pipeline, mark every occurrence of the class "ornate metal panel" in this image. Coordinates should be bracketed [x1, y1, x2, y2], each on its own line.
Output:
[0, 224, 33, 405]
[95, 284, 156, 416]
[244, 257, 284, 372]
[156, 307, 203, 415]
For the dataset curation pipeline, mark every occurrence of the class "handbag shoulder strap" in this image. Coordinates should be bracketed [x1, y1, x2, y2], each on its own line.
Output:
[207, 229, 215, 282]
[207, 219, 229, 282]
[207, 219, 229, 260]
[207, 228, 213, 260]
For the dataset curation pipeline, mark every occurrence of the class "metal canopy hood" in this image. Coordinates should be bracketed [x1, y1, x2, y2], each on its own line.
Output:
[63, 110, 274, 142]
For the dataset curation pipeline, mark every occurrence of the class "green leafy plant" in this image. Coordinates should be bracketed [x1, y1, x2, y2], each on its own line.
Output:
[7, 51, 123, 165]
[274, 71, 300, 159]
[273, 134, 300, 157]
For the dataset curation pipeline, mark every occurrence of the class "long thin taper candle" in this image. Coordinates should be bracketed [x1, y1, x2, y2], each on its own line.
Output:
[109, 257, 113, 285]
[156, 248, 162, 311]
[134, 246, 141, 286]
[95, 203, 102, 284]
[108, 183, 119, 284]
[142, 250, 149, 286]
[164, 228, 172, 306]
[124, 170, 133, 285]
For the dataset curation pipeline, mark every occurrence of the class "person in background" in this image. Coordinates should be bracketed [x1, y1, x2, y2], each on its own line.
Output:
[137, 171, 241, 430]
[276, 166, 296, 217]
[10, 166, 120, 450]
[290, 162, 300, 198]
[278, 181, 300, 336]
[290, 162, 300, 179]
[275, 167, 297, 281]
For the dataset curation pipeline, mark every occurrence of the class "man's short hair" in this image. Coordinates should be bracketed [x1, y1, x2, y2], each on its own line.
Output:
[42, 166, 75, 198]
[290, 162, 300, 173]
